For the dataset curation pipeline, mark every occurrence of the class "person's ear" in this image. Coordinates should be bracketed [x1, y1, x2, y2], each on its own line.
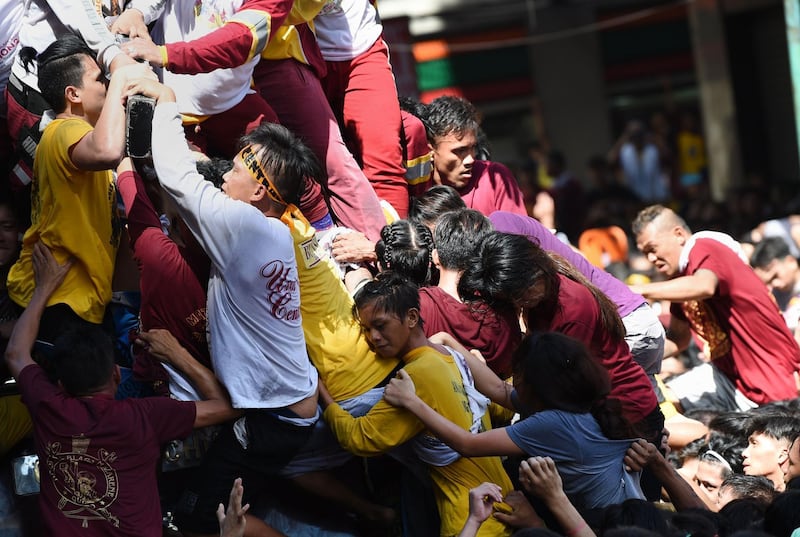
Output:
[432, 248, 440, 268]
[112, 364, 122, 385]
[406, 308, 420, 329]
[64, 85, 81, 106]
[779, 446, 790, 465]
[250, 183, 267, 203]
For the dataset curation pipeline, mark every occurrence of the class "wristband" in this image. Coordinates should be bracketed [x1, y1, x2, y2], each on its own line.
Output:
[566, 520, 588, 537]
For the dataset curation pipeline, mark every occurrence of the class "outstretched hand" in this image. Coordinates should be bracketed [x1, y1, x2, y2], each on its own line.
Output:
[623, 439, 660, 472]
[135, 329, 183, 364]
[217, 477, 249, 537]
[110, 9, 150, 39]
[383, 369, 416, 407]
[519, 456, 564, 500]
[493, 490, 545, 529]
[31, 242, 72, 298]
[467, 482, 504, 524]
[123, 77, 175, 104]
[331, 231, 377, 264]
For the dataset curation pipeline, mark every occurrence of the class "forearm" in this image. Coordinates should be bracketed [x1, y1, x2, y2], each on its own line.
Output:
[457, 516, 484, 537]
[87, 76, 128, 167]
[449, 338, 514, 410]
[648, 456, 706, 511]
[630, 274, 716, 302]
[545, 493, 594, 537]
[48, 0, 123, 72]
[323, 401, 420, 457]
[403, 394, 476, 456]
[169, 346, 227, 402]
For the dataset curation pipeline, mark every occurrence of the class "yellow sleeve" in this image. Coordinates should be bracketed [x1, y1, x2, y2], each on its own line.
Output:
[323, 398, 424, 457]
[285, 0, 326, 25]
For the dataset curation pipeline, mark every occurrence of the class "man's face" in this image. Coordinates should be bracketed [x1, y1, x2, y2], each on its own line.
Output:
[76, 55, 108, 125]
[754, 257, 799, 294]
[742, 433, 788, 482]
[222, 146, 262, 202]
[635, 221, 685, 277]
[431, 130, 477, 190]
[694, 460, 726, 508]
[784, 437, 800, 483]
[356, 302, 414, 359]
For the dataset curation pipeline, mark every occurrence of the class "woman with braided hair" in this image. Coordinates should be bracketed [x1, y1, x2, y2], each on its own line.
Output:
[375, 219, 437, 286]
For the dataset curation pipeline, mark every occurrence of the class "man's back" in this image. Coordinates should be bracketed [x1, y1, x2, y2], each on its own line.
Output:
[18, 363, 195, 536]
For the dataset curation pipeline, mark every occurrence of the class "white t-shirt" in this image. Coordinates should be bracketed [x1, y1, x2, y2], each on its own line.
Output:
[152, 101, 318, 409]
[314, 0, 383, 61]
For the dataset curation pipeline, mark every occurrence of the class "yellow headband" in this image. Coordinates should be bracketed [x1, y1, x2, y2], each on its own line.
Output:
[238, 145, 288, 206]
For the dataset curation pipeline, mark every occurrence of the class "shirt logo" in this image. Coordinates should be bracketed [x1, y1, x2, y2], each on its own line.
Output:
[46, 436, 120, 528]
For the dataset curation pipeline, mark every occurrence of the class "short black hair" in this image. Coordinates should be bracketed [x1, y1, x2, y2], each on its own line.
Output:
[424, 95, 479, 144]
[353, 271, 421, 326]
[52, 325, 116, 395]
[238, 123, 323, 207]
[719, 474, 776, 504]
[433, 209, 492, 271]
[747, 415, 800, 443]
[408, 185, 466, 228]
[24, 34, 95, 113]
[750, 236, 793, 269]
[196, 157, 233, 189]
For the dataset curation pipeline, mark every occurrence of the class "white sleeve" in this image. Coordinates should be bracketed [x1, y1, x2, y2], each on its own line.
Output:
[151, 101, 247, 272]
[46, 0, 123, 72]
[125, 0, 167, 26]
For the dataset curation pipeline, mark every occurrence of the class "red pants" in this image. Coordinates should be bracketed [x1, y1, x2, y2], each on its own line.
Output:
[322, 38, 408, 217]
[254, 58, 387, 242]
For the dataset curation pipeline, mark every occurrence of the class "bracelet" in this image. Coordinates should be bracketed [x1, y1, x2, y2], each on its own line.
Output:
[566, 520, 588, 537]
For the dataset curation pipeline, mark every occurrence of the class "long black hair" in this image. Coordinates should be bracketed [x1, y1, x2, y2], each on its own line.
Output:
[512, 332, 637, 440]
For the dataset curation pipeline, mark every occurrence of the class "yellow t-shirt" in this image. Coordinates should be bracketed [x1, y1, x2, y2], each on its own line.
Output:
[7, 118, 120, 323]
[324, 346, 513, 537]
[284, 209, 399, 400]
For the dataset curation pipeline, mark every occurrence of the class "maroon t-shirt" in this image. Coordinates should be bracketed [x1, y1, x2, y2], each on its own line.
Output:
[672, 238, 800, 404]
[419, 286, 521, 379]
[18, 364, 195, 536]
[117, 170, 211, 391]
[529, 275, 657, 424]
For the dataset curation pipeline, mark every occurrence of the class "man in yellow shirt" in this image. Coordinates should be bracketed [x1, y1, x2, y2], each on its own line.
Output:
[7, 35, 151, 340]
[319, 272, 514, 537]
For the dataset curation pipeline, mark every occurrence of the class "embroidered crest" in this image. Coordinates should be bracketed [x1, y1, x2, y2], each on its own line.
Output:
[46, 437, 120, 529]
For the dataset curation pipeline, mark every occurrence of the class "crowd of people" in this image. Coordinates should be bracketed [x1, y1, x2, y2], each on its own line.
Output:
[4, 2, 800, 537]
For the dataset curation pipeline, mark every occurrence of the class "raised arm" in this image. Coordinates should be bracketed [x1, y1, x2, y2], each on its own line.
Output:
[123, 0, 303, 73]
[517, 457, 596, 537]
[47, 0, 132, 72]
[70, 62, 155, 170]
[383, 370, 523, 458]
[136, 328, 240, 428]
[116, 157, 164, 244]
[5, 243, 72, 379]
[623, 439, 706, 511]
